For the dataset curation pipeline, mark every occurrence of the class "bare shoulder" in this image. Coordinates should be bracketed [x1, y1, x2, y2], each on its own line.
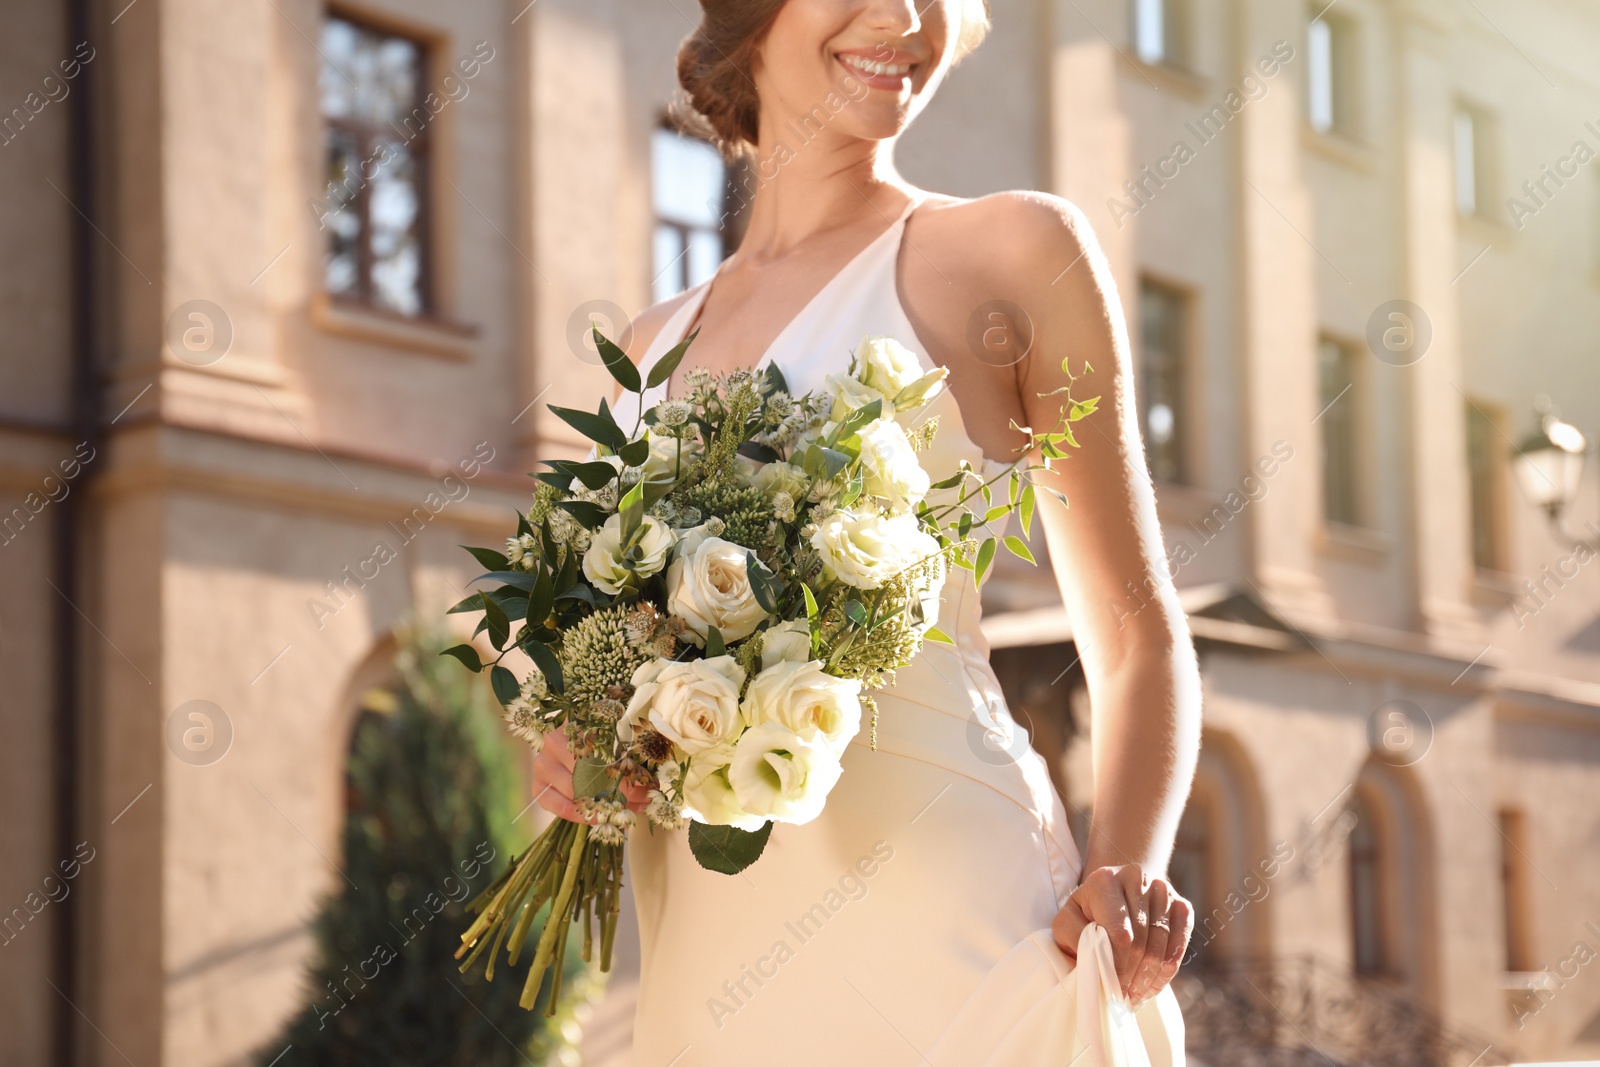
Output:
[909, 190, 1102, 296]
[621, 288, 698, 365]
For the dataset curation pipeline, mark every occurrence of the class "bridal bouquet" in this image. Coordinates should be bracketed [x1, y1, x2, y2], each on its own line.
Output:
[446, 327, 1096, 1011]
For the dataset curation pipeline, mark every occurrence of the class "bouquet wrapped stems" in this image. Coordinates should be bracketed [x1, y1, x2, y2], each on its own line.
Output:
[456, 812, 625, 1012]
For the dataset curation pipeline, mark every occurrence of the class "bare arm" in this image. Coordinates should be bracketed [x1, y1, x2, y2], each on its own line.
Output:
[987, 193, 1202, 1001]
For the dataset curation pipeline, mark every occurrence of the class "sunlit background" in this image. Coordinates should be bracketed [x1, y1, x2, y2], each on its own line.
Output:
[2, 0, 1598, 1065]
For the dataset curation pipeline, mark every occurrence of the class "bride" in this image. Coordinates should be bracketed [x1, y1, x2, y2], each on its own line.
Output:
[535, 0, 1204, 1061]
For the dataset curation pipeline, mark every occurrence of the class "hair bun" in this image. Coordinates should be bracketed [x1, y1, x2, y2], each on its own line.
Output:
[673, 2, 785, 158]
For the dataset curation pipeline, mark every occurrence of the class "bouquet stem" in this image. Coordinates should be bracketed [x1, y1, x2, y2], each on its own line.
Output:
[456, 813, 626, 1016]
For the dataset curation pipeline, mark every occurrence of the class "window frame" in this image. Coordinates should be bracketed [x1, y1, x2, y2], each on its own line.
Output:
[649, 121, 742, 303]
[1306, 9, 1362, 141]
[1316, 334, 1368, 530]
[1135, 274, 1194, 488]
[1348, 789, 1393, 976]
[1464, 395, 1512, 573]
[318, 8, 437, 319]
[1453, 101, 1499, 224]
[1131, 0, 1193, 72]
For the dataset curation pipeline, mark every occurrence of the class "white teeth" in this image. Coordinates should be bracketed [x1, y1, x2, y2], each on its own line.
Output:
[841, 55, 910, 78]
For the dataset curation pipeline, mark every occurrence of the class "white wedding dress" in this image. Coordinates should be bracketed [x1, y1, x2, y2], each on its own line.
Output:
[614, 195, 1185, 1066]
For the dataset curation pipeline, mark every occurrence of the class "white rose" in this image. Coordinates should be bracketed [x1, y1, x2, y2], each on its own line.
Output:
[824, 371, 884, 422]
[742, 659, 862, 753]
[681, 742, 765, 830]
[855, 336, 924, 400]
[728, 721, 844, 825]
[640, 430, 702, 487]
[751, 460, 810, 502]
[581, 512, 676, 595]
[810, 509, 940, 589]
[759, 620, 813, 670]
[666, 529, 771, 646]
[618, 655, 746, 756]
[856, 416, 931, 510]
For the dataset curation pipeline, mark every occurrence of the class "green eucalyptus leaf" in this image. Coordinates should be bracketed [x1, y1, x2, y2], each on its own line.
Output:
[573, 757, 615, 799]
[568, 460, 623, 490]
[1003, 535, 1036, 564]
[645, 327, 698, 390]
[440, 644, 483, 672]
[923, 627, 954, 645]
[462, 545, 511, 572]
[705, 624, 725, 659]
[1020, 483, 1036, 537]
[489, 665, 521, 706]
[618, 479, 645, 542]
[556, 499, 610, 527]
[480, 591, 510, 650]
[617, 436, 651, 467]
[548, 400, 627, 451]
[974, 537, 997, 588]
[592, 326, 641, 393]
[688, 821, 774, 876]
[522, 637, 564, 694]
[473, 570, 537, 592]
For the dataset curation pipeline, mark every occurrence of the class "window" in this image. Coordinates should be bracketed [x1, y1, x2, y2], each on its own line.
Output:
[1499, 809, 1535, 972]
[1132, 0, 1190, 68]
[1137, 279, 1189, 485]
[1348, 792, 1389, 974]
[1307, 13, 1356, 137]
[1318, 337, 1362, 527]
[652, 128, 732, 303]
[1454, 105, 1496, 220]
[1465, 398, 1509, 571]
[319, 15, 431, 316]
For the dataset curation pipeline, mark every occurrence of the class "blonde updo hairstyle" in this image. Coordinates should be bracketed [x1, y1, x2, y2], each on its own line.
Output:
[675, 0, 991, 158]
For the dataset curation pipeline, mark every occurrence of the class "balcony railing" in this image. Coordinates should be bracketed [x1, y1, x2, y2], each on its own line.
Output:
[1173, 957, 1513, 1067]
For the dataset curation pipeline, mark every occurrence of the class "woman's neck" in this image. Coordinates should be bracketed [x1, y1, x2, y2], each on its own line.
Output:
[736, 121, 913, 262]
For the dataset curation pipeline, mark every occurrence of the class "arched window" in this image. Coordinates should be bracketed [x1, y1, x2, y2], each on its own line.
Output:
[1348, 790, 1387, 974]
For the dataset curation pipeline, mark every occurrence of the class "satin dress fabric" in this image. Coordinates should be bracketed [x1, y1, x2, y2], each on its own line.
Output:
[613, 195, 1184, 1066]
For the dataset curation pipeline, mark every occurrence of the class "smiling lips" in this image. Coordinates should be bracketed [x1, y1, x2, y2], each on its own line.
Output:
[835, 50, 918, 90]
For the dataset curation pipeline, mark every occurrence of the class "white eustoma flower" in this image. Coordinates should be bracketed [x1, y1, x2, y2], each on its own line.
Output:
[810, 509, 941, 589]
[759, 620, 813, 670]
[727, 721, 844, 825]
[618, 655, 746, 756]
[639, 429, 702, 488]
[681, 742, 765, 830]
[581, 512, 675, 595]
[665, 526, 771, 646]
[751, 460, 809, 502]
[856, 416, 931, 510]
[823, 371, 884, 422]
[742, 659, 862, 753]
[855, 336, 924, 400]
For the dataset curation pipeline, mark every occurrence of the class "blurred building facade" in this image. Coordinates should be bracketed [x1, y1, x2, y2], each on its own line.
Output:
[1, 0, 1598, 1065]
